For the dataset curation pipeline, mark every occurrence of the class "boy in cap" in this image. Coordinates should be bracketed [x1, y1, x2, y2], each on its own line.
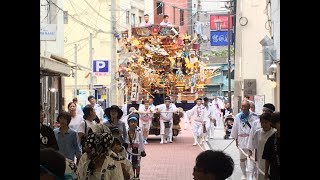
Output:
[126, 115, 146, 179]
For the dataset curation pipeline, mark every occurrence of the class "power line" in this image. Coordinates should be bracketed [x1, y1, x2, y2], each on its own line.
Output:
[46, 0, 107, 33]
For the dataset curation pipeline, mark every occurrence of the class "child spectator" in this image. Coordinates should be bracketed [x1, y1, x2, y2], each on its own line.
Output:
[262, 112, 280, 180]
[126, 115, 146, 179]
[248, 113, 276, 180]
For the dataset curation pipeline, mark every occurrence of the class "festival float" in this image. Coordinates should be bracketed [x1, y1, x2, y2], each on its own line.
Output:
[116, 25, 220, 137]
[116, 25, 220, 103]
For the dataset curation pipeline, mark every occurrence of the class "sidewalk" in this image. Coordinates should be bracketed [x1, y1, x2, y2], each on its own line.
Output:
[203, 127, 242, 180]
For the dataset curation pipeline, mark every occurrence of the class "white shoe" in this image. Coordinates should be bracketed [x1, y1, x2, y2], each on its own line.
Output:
[205, 137, 209, 142]
[241, 175, 246, 180]
[192, 142, 197, 146]
[160, 141, 163, 144]
[209, 136, 214, 139]
[144, 140, 148, 144]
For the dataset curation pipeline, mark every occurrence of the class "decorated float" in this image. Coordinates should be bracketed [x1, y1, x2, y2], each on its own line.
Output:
[116, 25, 220, 103]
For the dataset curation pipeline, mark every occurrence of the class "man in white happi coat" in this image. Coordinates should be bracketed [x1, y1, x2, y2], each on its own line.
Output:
[186, 98, 208, 146]
[211, 95, 224, 127]
[230, 100, 259, 180]
[155, 96, 178, 144]
[203, 97, 217, 141]
[138, 99, 155, 144]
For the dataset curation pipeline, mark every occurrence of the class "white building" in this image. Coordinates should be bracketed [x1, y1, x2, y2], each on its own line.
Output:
[63, 0, 152, 108]
[234, 0, 280, 113]
[40, 0, 71, 126]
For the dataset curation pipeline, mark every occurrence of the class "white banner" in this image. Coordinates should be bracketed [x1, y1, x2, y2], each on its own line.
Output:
[254, 95, 265, 115]
[40, 24, 57, 41]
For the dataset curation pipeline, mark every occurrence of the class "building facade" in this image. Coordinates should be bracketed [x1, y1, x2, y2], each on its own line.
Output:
[63, 0, 150, 108]
[40, 0, 71, 126]
[234, 0, 280, 113]
[153, 0, 188, 35]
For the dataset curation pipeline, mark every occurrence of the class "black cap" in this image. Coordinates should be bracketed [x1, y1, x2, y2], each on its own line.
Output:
[164, 96, 171, 101]
[263, 103, 275, 112]
[144, 14, 149, 16]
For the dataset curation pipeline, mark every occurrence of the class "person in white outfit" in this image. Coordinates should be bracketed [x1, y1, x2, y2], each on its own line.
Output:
[67, 102, 84, 133]
[139, 14, 153, 27]
[138, 99, 155, 144]
[247, 113, 276, 180]
[155, 96, 178, 144]
[160, 15, 172, 26]
[247, 103, 275, 179]
[211, 95, 224, 127]
[73, 97, 84, 117]
[230, 100, 259, 180]
[186, 98, 208, 146]
[203, 97, 217, 141]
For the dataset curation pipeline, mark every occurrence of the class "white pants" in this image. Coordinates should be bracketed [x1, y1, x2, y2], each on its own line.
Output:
[192, 122, 203, 137]
[139, 120, 151, 139]
[216, 112, 223, 127]
[160, 119, 173, 136]
[239, 149, 254, 173]
[205, 120, 215, 137]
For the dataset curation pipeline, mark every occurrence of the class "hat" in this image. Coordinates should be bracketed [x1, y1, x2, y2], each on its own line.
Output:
[263, 103, 275, 113]
[164, 96, 171, 101]
[224, 115, 234, 121]
[82, 105, 94, 120]
[105, 105, 123, 119]
[127, 116, 138, 123]
[144, 14, 149, 17]
[128, 112, 139, 123]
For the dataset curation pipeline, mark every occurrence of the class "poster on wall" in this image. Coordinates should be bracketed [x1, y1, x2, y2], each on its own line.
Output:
[78, 90, 88, 109]
[254, 95, 265, 115]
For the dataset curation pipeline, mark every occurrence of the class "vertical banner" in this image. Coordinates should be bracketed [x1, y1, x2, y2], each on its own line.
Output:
[254, 95, 265, 115]
[130, 74, 139, 101]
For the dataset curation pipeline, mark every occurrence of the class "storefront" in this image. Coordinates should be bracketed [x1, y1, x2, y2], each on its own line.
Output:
[40, 55, 71, 127]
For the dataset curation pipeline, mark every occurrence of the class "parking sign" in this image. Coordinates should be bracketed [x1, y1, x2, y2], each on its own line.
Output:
[93, 60, 109, 76]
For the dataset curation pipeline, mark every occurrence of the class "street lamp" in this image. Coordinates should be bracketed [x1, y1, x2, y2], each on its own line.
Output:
[225, 1, 232, 106]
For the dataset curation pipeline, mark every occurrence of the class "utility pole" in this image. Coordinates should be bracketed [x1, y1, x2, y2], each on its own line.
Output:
[197, 0, 200, 21]
[89, 33, 93, 95]
[110, 0, 118, 105]
[74, 44, 78, 97]
[227, 8, 232, 106]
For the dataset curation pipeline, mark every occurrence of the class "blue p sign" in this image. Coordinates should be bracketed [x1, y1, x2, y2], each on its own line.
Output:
[93, 60, 109, 72]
